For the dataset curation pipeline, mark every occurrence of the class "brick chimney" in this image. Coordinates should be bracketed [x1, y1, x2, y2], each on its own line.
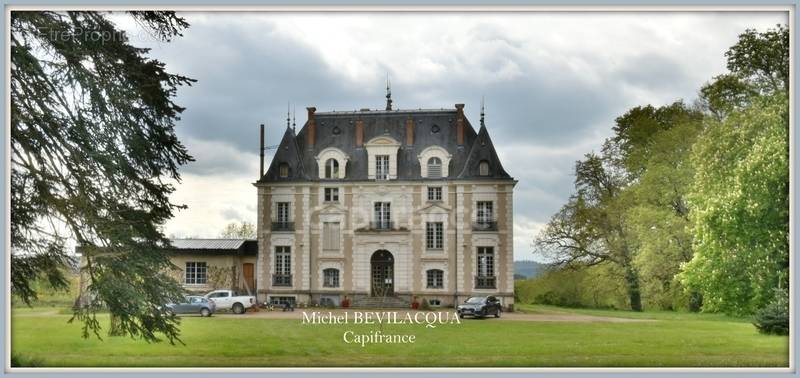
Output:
[306, 107, 316, 148]
[355, 116, 364, 147]
[455, 103, 465, 146]
[405, 116, 414, 146]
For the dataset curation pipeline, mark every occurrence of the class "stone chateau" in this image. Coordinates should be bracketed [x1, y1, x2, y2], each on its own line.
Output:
[253, 93, 516, 309]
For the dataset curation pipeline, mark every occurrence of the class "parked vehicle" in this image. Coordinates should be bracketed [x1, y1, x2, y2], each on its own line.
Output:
[204, 289, 256, 314]
[456, 296, 502, 318]
[165, 295, 216, 317]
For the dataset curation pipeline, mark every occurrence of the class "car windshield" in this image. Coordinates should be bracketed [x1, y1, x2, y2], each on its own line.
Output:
[466, 297, 485, 304]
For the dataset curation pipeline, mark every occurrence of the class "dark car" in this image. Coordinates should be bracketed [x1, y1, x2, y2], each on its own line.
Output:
[165, 295, 216, 317]
[456, 296, 502, 318]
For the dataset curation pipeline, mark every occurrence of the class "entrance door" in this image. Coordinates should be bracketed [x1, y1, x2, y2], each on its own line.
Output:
[370, 250, 394, 296]
[242, 263, 255, 293]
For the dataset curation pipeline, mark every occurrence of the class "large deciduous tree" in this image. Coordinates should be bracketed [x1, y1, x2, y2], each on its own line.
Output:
[11, 11, 194, 343]
[536, 152, 643, 311]
[680, 24, 789, 315]
[680, 92, 789, 315]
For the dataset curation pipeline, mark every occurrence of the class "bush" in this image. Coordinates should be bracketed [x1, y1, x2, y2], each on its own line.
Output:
[753, 288, 789, 336]
[515, 264, 629, 309]
[420, 298, 431, 311]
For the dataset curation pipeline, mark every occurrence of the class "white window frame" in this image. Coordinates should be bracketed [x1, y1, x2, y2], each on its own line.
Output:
[476, 201, 493, 224]
[426, 269, 444, 289]
[373, 202, 391, 229]
[324, 158, 339, 179]
[426, 222, 443, 250]
[427, 186, 442, 202]
[477, 247, 495, 277]
[323, 268, 340, 288]
[276, 202, 291, 223]
[375, 155, 389, 180]
[185, 261, 207, 285]
[324, 187, 339, 202]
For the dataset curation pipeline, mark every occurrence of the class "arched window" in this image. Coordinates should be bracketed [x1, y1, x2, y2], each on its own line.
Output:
[479, 160, 489, 176]
[323, 268, 340, 288]
[427, 157, 442, 178]
[324, 158, 339, 179]
[426, 269, 444, 289]
[279, 163, 289, 178]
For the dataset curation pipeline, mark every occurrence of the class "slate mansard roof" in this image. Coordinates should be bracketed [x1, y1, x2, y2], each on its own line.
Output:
[258, 106, 513, 183]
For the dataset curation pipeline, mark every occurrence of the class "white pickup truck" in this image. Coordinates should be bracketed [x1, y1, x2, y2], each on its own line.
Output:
[203, 290, 256, 314]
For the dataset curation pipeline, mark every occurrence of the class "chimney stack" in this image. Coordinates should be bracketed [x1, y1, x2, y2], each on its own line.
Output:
[259, 124, 265, 178]
[455, 103, 465, 146]
[405, 116, 414, 146]
[355, 116, 364, 147]
[306, 107, 317, 148]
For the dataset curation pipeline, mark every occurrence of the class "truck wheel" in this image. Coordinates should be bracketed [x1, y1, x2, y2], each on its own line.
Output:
[233, 303, 245, 314]
[201, 308, 211, 317]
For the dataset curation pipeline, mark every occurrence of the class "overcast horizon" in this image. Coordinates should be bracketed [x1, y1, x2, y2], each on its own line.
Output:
[118, 11, 787, 262]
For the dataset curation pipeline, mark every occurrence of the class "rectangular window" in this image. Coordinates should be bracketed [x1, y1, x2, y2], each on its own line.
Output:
[426, 222, 444, 249]
[373, 202, 391, 229]
[375, 155, 390, 180]
[477, 247, 495, 277]
[426, 270, 444, 289]
[274, 246, 292, 286]
[427, 187, 442, 201]
[322, 222, 340, 251]
[323, 269, 340, 288]
[185, 262, 207, 285]
[476, 201, 494, 224]
[276, 202, 291, 223]
[324, 187, 339, 202]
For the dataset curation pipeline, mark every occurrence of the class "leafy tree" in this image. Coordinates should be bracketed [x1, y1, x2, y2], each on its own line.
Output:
[700, 25, 789, 119]
[680, 92, 789, 315]
[681, 24, 789, 316]
[612, 103, 705, 310]
[11, 11, 194, 343]
[220, 221, 256, 239]
[536, 152, 643, 311]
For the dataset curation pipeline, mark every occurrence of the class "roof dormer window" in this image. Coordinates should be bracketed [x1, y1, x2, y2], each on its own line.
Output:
[479, 160, 489, 176]
[427, 157, 442, 179]
[324, 158, 339, 179]
[279, 163, 289, 178]
[316, 147, 349, 179]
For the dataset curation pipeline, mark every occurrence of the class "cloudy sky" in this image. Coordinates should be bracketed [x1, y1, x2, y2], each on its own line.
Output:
[120, 11, 786, 261]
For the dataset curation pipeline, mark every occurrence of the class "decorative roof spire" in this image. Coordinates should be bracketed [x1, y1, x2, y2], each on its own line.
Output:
[385, 74, 393, 111]
[286, 102, 291, 129]
[292, 105, 296, 133]
[480, 96, 485, 127]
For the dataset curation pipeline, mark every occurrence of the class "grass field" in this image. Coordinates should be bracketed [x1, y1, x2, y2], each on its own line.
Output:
[10, 304, 789, 367]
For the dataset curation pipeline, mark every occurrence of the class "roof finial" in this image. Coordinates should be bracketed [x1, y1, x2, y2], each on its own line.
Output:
[286, 102, 291, 130]
[385, 74, 393, 111]
[480, 96, 485, 127]
[292, 105, 296, 133]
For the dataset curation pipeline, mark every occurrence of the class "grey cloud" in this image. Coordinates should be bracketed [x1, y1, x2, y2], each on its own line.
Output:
[125, 12, 785, 254]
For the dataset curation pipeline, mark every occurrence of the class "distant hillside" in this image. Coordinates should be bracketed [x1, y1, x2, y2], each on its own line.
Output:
[514, 260, 546, 280]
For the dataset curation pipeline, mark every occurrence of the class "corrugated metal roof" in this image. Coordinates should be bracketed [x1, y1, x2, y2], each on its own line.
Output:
[168, 239, 249, 250]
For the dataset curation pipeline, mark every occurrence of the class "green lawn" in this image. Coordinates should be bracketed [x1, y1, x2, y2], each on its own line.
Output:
[10, 306, 788, 367]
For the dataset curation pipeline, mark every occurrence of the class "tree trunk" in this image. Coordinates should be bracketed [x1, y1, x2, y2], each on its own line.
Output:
[108, 314, 125, 336]
[624, 265, 643, 312]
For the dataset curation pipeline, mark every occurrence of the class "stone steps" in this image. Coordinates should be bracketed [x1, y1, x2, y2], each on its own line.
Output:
[351, 296, 410, 308]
